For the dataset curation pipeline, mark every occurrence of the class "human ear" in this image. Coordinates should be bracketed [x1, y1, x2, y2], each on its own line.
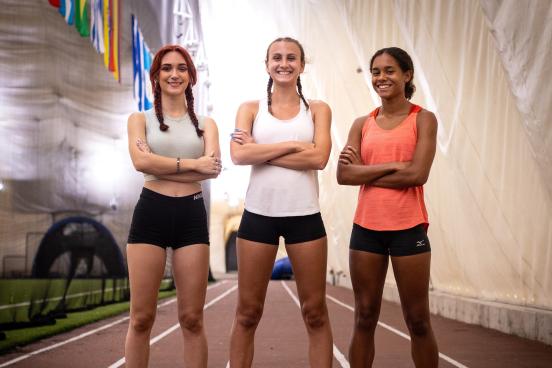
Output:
[404, 70, 413, 83]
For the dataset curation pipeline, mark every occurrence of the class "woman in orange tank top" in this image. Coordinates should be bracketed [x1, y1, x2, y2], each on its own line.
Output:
[337, 47, 439, 367]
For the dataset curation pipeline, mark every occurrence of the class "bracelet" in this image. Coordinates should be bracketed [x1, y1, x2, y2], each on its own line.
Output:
[176, 157, 181, 173]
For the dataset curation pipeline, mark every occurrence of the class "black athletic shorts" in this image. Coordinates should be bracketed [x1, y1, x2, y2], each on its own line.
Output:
[127, 188, 209, 249]
[349, 223, 430, 256]
[237, 209, 326, 245]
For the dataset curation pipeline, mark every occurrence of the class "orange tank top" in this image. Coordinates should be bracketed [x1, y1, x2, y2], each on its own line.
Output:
[353, 104, 428, 231]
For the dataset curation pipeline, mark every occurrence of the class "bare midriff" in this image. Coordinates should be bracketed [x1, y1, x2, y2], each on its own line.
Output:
[144, 180, 202, 197]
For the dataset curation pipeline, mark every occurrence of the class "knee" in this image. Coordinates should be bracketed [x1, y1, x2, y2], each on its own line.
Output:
[301, 301, 328, 330]
[130, 311, 156, 333]
[405, 316, 430, 337]
[178, 311, 203, 334]
[355, 304, 380, 331]
[235, 304, 264, 330]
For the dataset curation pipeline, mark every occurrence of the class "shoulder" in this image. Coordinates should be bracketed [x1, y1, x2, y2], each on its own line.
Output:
[236, 101, 260, 129]
[349, 114, 370, 137]
[308, 100, 331, 125]
[344, 114, 370, 145]
[416, 108, 438, 135]
[239, 100, 260, 114]
[348, 114, 370, 138]
[127, 112, 146, 137]
[353, 114, 369, 129]
[201, 115, 217, 130]
[308, 99, 331, 114]
[417, 108, 437, 126]
[128, 111, 146, 125]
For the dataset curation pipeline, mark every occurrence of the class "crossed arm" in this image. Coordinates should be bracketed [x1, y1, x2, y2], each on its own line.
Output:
[336, 110, 437, 188]
[127, 112, 222, 183]
[230, 100, 332, 170]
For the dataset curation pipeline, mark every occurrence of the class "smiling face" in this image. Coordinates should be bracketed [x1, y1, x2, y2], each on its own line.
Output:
[157, 51, 190, 96]
[370, 52, 412, 100]
[265, 40, 305, 86]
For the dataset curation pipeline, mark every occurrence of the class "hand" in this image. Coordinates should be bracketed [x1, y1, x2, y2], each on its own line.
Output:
[195, 152, 222, 175]
[339, 146, 362, 165]
[231, 128, 255, 145]
[136, 138, 152, 153]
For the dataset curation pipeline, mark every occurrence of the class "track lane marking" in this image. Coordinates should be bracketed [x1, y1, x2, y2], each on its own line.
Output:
[325, 293, 469, 368]
[281, 281, 350, 368]
[0, 281, 226, 367]
[108, 283, 237, 368]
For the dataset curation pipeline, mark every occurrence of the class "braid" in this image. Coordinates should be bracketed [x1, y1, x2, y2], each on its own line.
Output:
[267, 77, 273, 114]
[185, 86, 203, 137]
[154, 81, 168, 131]
[297, 76, 309, 110]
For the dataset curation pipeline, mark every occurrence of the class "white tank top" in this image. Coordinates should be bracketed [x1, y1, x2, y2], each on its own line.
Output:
[244, 98, 320, 217]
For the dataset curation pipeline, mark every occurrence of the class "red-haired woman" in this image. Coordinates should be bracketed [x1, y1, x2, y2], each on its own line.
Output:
[229, 37, 333, 367]
[337, 47, 438, 367]
[125, 44, 221, 367]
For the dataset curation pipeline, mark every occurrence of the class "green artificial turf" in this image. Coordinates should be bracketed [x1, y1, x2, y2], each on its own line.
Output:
[0, 289, 176, 354]
[0, 278, 132, 323]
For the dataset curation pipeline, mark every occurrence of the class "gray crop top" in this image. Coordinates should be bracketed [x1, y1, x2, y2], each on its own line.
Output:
[143, 108, 205, 181]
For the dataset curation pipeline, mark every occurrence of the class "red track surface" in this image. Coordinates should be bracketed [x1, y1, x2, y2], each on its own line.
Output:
[1, 280, 551, 367]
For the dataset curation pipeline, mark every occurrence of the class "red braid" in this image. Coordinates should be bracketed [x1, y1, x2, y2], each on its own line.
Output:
[153, 82, 168, 131]
[185, 86, 203, 137]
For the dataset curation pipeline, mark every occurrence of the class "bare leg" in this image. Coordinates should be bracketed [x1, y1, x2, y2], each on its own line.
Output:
[124, 244, 166, 368]
[348, 250, 388, 368]
[172, 244, 210, 368]
[286, 237, 333, 368]
[391, 253, 438, 367]
[229, 239, 278, 368]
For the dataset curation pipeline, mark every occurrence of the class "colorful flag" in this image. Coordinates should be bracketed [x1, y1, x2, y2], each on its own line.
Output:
[49, 0, 60, 7]
[75, 0, 90, 37]
[132, 15, 153, 111]
[103, 0, 110, 69]
[109, 0, 120, 81]
[101, 0, 120, 81]
[59, 0, 75, 25]
[90, 0, 104, 54]
[90, 0, 119, 81]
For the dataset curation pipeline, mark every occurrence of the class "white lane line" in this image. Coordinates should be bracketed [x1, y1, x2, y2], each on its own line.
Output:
[325, 294, 469, 368]
[281, 281, 350, 368]
[108, 283, 238, 368]
[0, 316, 130, 368]
[0, 281, 226, 368]
[150, 285, 237, 346]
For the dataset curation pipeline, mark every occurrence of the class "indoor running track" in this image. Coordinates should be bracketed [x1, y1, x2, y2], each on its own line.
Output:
[1, 280, 551, 367]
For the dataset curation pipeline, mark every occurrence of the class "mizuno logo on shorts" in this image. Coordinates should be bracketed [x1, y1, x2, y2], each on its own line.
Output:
[194, 193, 203, 200]
[416, 240, 426, 247]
